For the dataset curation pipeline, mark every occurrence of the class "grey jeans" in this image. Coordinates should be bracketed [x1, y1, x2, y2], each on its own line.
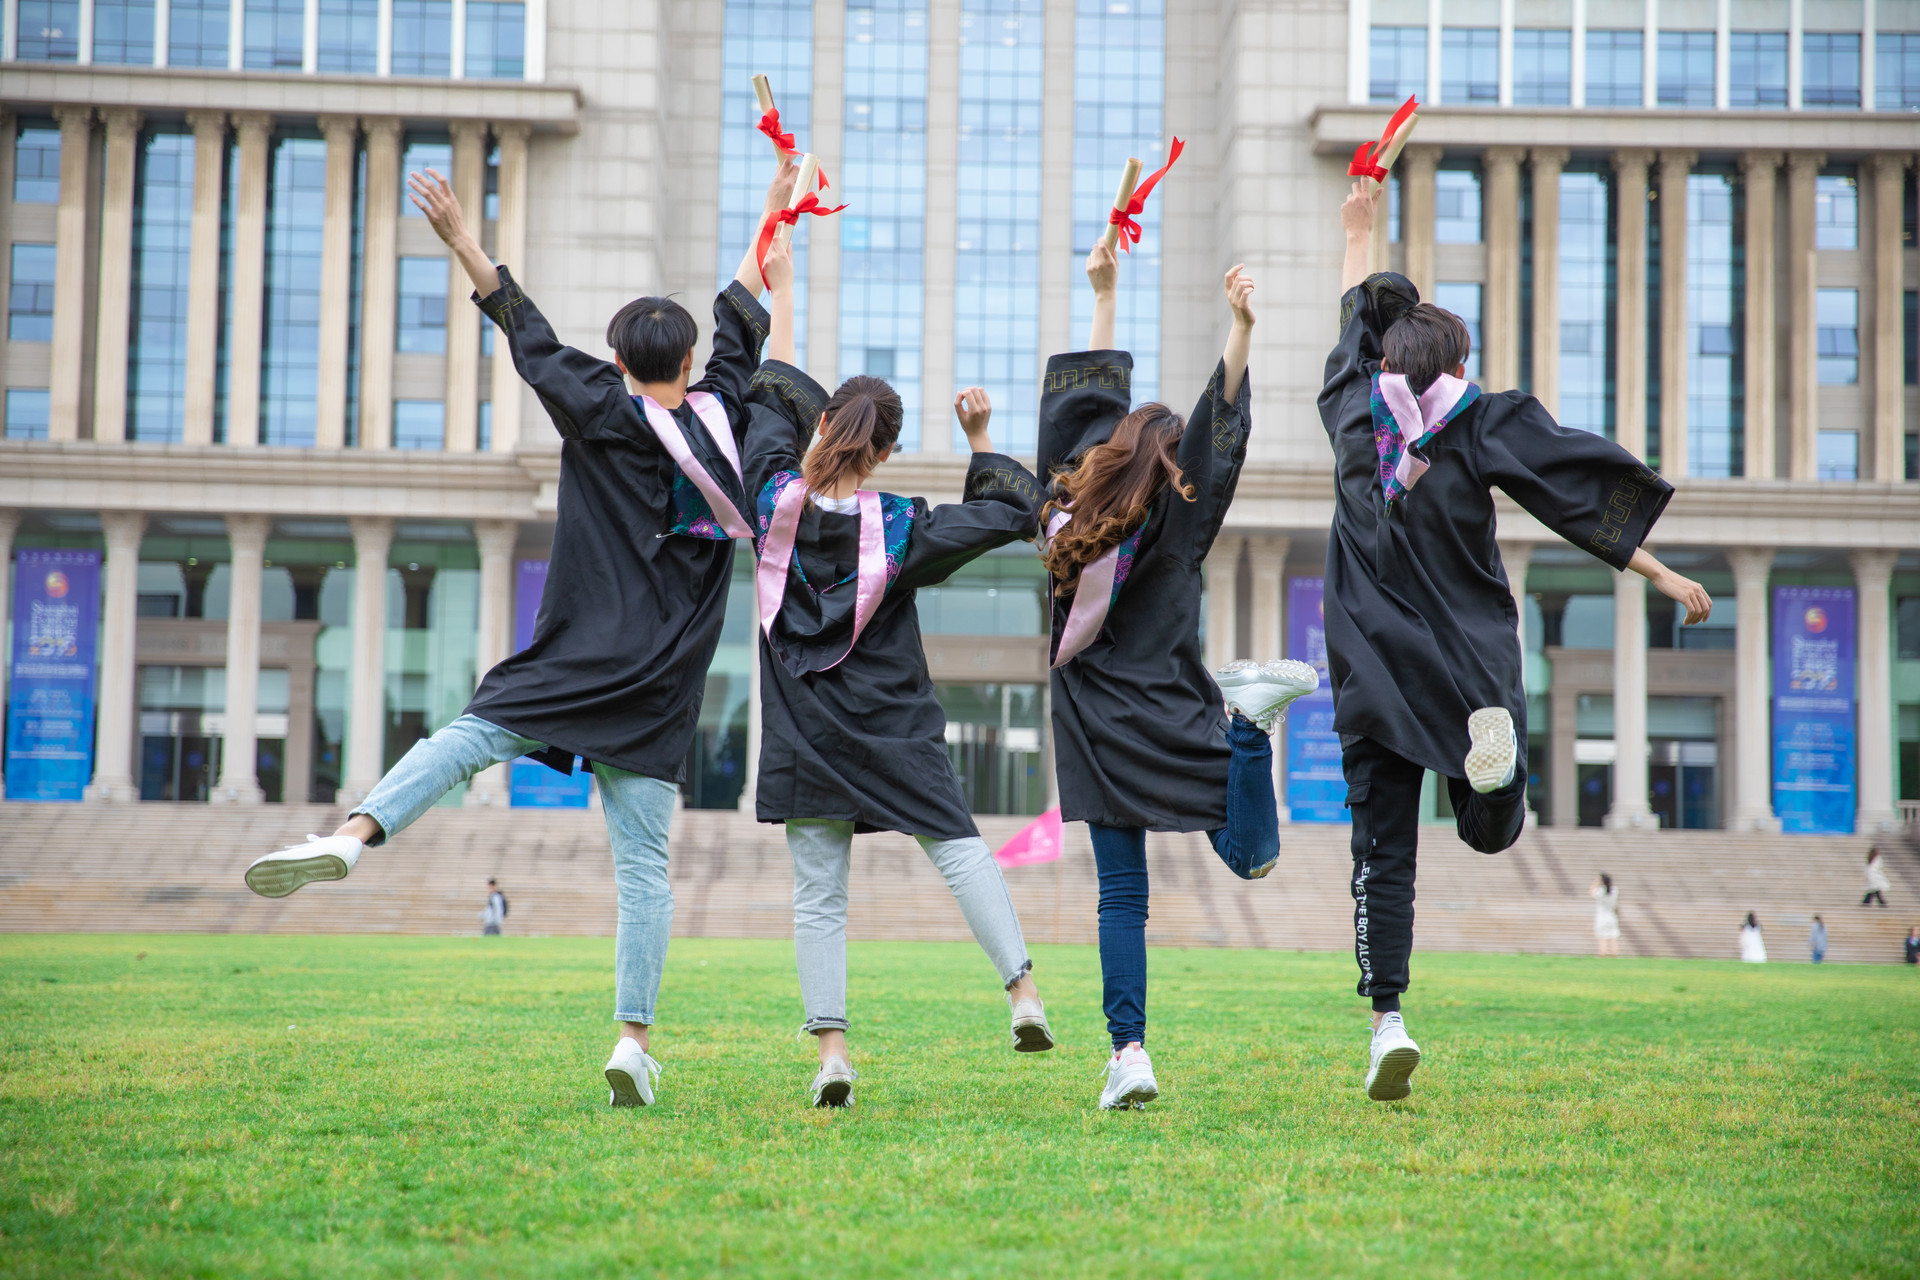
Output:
[786, 818, 1032, 1033]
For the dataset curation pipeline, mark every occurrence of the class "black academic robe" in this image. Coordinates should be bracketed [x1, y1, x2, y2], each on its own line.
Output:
[1318, 271, 1673, 779]
[743, 361, 1047, 841]
[1038, 350, 1252, 833]
[462, 269, 768, 783]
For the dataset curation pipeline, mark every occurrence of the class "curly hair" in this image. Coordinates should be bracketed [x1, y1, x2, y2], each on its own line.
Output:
[1039, 403, 1194, 595]
[803, 375, 903, 494]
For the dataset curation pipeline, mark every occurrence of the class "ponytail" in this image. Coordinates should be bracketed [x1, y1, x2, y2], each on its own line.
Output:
[1040, 404, 1194, 594]
[803, 375, 903, 494]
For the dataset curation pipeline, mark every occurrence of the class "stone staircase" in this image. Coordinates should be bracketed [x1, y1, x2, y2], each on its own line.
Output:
[0, 802, 1913, 964]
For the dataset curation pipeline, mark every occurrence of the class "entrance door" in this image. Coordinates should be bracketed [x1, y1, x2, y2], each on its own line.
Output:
[139, 730, 221, 802]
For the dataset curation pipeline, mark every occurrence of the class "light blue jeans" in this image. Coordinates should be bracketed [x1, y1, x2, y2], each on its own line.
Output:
[352, 714, 679, 1025]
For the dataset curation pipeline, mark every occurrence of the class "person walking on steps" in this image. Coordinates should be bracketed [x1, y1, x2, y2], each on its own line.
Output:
[1809, 915, 1827, 964]
[1590, 874, 1619, 957]
[481, 879, 508, 936]
[1740, 912, 1767, 963]
[1863, 847, 1891, 907]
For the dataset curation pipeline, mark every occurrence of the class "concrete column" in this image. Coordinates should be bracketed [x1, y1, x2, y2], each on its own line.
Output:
[212, 513, 269, 804]
[1205, 535, 1243, 670]
[444, 121, 486, 453]
[1612, 149, 1652, 458]
[1853, 548, 1899, 833]
[920, 0, 959, 454]
[1869, 154, 1909, 481]
[341, 516, 394, 802]
[91, 108, 143, 444]
[1401, 146, 1437, 299]
[358, 117, 402, 451]
[1500, 540, 1533, 654]
[1246, 535, 1290, 822]
[1036, 0, 1074, 360]
[738, 646, 763, 813]
[1482, 146, 1524, 391]
[1726, 547, 1780, 831]
[465, 519, 518, 806]
[227, 113, 274, 448]
[1785, 150, 1823, 480]
[1657, 150, 1695, 478]
[806, 0, 845, 378]
[314, 115, 358, 451]
[47, 107, 92, 443]
[1740, 151, 1781, 479]
[0, 508, 19, 794]
[1528, 149, 1567, 414]
[487, 123, 529, 453]
[182, 112, 227, 445]
[1604, 568, 1653, 828]
[85, 511, 147, 802]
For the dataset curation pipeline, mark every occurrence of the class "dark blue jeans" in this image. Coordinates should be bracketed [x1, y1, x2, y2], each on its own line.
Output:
[1088, 715, 1280, 1049]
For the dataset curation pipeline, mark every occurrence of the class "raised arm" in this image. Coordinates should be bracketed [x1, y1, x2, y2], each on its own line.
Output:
[764, 238, 796, 366]
[1220, 264, 1255, 404]
[733, 155, 802, 296]
[1086, 242, 1118, 351]
[1627, 547, 1713, 625]
[1340, 180, 1378, 294]
[409, 168, 501, 298]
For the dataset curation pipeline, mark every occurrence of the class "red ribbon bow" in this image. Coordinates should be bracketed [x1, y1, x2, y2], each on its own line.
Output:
[758, 108, 833, 191]
[1348, 95, 1419, 182]
[1106, 137, 1185, 252]
[754, 191, 850, 281]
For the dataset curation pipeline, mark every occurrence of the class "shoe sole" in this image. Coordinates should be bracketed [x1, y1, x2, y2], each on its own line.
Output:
[244, 853, 350, 899]
[605, 1066, 653, 1107]
[1102, 1081, 1159, 1110]
[1464, 708, 1517, 794]
[1012, 1020, 1055, 1053]
[813, 1079, 853, 1108]
[1367, 1045, 1421, 1101]
[1248, 856, 1278, 880]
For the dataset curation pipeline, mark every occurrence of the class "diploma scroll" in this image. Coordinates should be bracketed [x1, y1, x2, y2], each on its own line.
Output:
[774, 154, 821, 253]
[752, 73, 776, 116]
[1100, 157, 1144, 253]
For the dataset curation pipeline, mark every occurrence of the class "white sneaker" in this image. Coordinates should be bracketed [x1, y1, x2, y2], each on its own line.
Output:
[1010, 995, 1056, 1053]
[1464, 707, 1518, 794]
[1099, 1045, 1160, 1110]
[604, 1037, 662, 1107]
[810, 1056, 856, 1108]
[1216, 659, 1320, 733]
[243, 834, 363, 899]
[1365, 1013, 1421, 1101]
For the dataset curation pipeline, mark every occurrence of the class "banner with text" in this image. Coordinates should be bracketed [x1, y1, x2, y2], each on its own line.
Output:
[7, 549, 101, 802]
[509, 559, 593, 808]
[1285, 576, 1346, 823]
[1771, 585, 1855, 835]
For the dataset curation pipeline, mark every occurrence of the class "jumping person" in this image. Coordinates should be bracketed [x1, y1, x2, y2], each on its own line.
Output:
[745, 239, 1054, 1110]
[1039, 242, 1316, 1112]
[242, 158, 803, 1110]
[1326, 182, 1713, 1101]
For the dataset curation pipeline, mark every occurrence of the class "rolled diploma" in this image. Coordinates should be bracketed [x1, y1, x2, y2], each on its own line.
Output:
[753, 74, 776, 117]
[773, 153, 821, 252]
[1365, 111, 1421, 189]
[1099, 157, 1145, 252]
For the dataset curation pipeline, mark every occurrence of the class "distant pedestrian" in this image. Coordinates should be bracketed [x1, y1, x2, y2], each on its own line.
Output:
[1739, 912, 1767, 963]
[1862, 848, 1890, 907]
[1590, 874, 1619, 957]
[481, 878, 508, 936]
[1809, 915, 1827, 964]
[1906, 927, 1918, 965]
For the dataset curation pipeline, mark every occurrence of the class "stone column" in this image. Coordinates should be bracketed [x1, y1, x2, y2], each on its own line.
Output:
[1482, 147, 1524, 392]
[487, 123, 529, 453]
[47, 107, 92, 443]
[920, 0, 960, 454]
[1740, 152, 1781, 478]
[91, 108, 144, 444]
[1401, 146, 1437, 300]
[1501, 539, 1536, 817]
[1785, 150, 1823, 480]
[1853, 548, 1899, 833]
[0, 508, 18, 793]
[444, 122, 487, 453]
[465, 519, 518, 806]
[1869, 154, 1909, 482]
[1604, 568, 1653, 828]
[0, 108, 11, 406]
[359, 118, 402, 451]
[182, 112, 227, 445]
[1246, 535, 1290, 821]
[1611, 150, 1652, 459]
[806, 0, 846, 377]
[1726, 547, 1780, 831]
[1529, 149, 1567, 414]
[738, 648, 763, 814]
[227, 114, 274, 448]
[212, 514, 270, 804]
[1205, 535, 1243, 670]
[341, 516, 395, 802]
[86, 511, 147, 802]
[1657, 150, 1695, 477]
[1036, 0, 1075, 360]
[314, 115, 359, 450]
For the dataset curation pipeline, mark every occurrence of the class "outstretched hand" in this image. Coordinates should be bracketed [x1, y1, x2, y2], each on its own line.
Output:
[407, 169, 469, 248]
[1341, 180, 1378, 240]
[954, 386, 993, 452]
[1654, 568, 1714, 626]
[764, 154, 801, 214]
[761, 236, 794, 296]
[1086, 242, 1118, 297]
[1224, 265, 1255, 328]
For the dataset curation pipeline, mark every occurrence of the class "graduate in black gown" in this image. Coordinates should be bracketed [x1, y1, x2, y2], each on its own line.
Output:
[1323, 181, 1713, 1102]
[743, 239, 1055, 1110]
[1039, 243, 1318, 1112]
[244, 159, 804, 1112]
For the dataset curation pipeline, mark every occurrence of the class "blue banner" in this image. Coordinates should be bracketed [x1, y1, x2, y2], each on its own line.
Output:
[1772, 585, 1855, 834]
[1285, 576, 1347, 823]
[7, 549, 101, 802]
[509, 558, 592, 809]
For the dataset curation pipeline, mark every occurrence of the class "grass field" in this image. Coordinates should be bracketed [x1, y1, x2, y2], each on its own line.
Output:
[2, 935, 1916, 1279]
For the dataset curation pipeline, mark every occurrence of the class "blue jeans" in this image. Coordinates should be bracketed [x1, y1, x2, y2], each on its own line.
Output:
[351, 714, 679, 1025]
[1088, 714, 1279, 1049]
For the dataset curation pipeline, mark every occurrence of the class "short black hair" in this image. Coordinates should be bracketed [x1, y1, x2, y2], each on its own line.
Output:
[487, 878, 497, 885]
[606, 296, 698, 383]
[1382, 302, 1472, 395]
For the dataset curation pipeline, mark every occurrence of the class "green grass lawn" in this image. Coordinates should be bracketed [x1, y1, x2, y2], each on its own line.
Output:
[2, 935, 1915, 1279]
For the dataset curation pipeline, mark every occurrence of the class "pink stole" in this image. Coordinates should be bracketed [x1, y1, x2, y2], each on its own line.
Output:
[636, 390, 752, 539]
[756, 478, 887, 672]
[1045, 509, 1121, 670]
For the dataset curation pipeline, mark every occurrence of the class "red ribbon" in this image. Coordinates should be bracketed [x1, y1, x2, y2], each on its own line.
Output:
[757, 108, 833, 191]
[1348, 95, 1419, 182]
[754, 191, 850, 281]
[1106, 137, 1185, 252]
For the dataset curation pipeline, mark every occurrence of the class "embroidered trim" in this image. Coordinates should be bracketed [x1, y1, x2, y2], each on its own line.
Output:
[722, 282, 770, 347]
[1042, 361, 1131, 396]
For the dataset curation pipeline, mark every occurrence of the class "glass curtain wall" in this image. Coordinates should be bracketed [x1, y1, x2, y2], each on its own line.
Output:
[318, 0, 378, 72]
[18, 2, 81, 60]
[93, 0, 156, 63]
[1441, 27, 1497, 103]
[1559, 168, 1613, 437]
[1369, 26, 1426, 102]
[392, 0, 452, 75]
[1585, 30, 1642, 104]
[129, 130, 195, 443]
[465, 0, 526, 77]
[1513, 29, 1571, 105]
[1686, 171, 1741, 477]
[169, 0, 229, 67]
[245, 0, 305, 69]
[1731, 31, 1788, 106]
[261, 133, 327, 447]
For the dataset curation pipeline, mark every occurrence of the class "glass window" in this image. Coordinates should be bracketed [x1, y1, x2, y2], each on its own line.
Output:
[1815, 173, 1857, 249]
[1433, 282, 1481, 379]
[9, 243, 57, 341]
[317, 0, 376, 72]
[5, 389, 50, 439]
[1586, 29, 1643, 106]
[398, 256, 449, 353]
[484, 144, 500, 220]
[477, 400, 491, 451]
[1816, 429, 1857, 480]
[1369, 25, 1426, 103]
[345, 147, 366, 447]
[840, 1, 928, 448]
[400, 138, 452, 215]
[394, 400, 445, 451]
[1906, 290, 1917, 385]
[1730, 31, 1788, 107]
[243, 0, 304, 69]
[1441, 27, 1497, 104]
[129, 132, 195, 444]
[1658, 31, 1715, 106]
[465, 0, 525, 78]
[1387, 170, 1401, 243]
[93, 0, 155, 63]
[216, 137, 238, 442]
[262, 134, 327, 447]
[1559, 169, 1612, 437]
[18, 1, 80, 60]
[1878, 33, 1920, 109]
[14, 124, 61, 203]
[1803, 33, 1861, 109]
[1816, 287, 1858, 384]
[1686, 172, 1741, 478]
[1434, 166, 1481, 243]
[392, 0, 452, 75]
[1513, 29, 1571, 106]
[168, 0, 228, 67]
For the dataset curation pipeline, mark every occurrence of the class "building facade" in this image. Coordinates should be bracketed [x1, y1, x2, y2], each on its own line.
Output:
[0, 0, 1915, 833]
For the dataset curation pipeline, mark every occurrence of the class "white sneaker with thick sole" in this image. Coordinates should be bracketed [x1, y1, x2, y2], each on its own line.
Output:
[1216, 659, 1320, 733]
[604, 1037, 662, 1107]
[1099, 1046, 1160, 1111]
[1464, 707, 1518, 794]
[810, 1056, 856, 1108]
[1010, 995, 1056, 1053]
[243, 834, 364, 899]
[1365, 1013, 1421, 1101]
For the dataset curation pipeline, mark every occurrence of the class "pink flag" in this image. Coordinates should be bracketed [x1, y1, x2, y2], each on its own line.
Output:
[994, 808, 1063, 868]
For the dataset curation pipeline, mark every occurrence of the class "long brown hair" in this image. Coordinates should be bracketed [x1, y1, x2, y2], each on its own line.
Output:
[1040, 403, 1194, 594]
[803, 375, 902, 494]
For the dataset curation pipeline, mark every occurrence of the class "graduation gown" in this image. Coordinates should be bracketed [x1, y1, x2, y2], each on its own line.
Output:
[462, 269, 769, 783]
[743, 361, 1046, 841]
[1318, 271, 1673, 778]
[1038, 350, 1253, 833]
